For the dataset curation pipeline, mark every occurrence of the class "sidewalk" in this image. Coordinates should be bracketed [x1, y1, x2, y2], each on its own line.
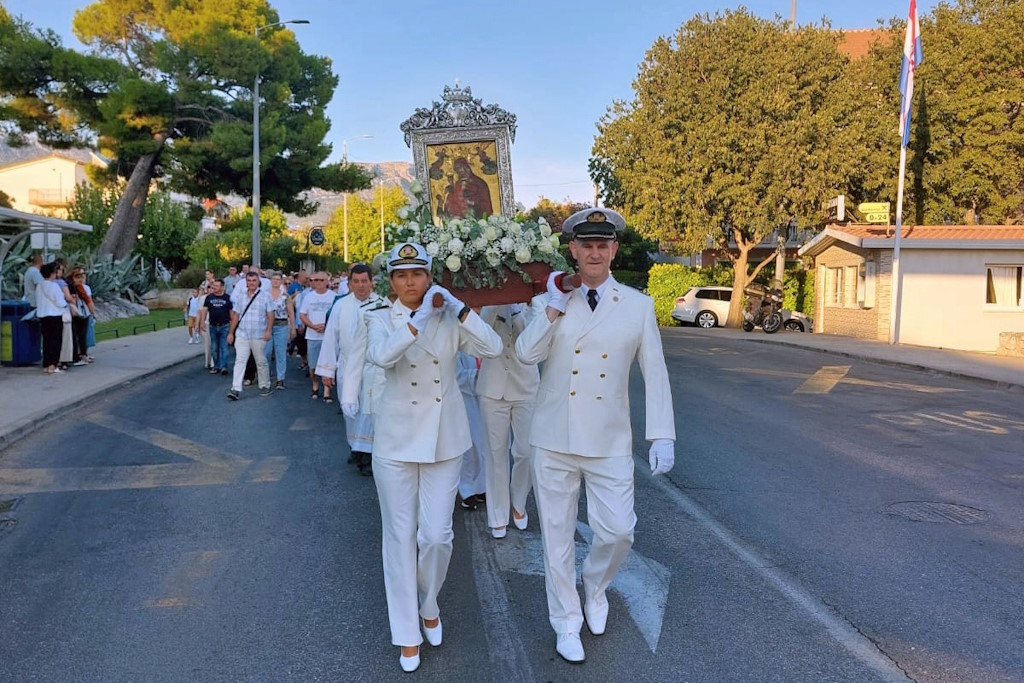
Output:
[674, 326, 1024, 390]
[0, 327, 203, 450]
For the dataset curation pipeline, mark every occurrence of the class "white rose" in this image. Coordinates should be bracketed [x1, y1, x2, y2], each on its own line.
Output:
[537, 239, 553, 253]
[499, 237, 514, 253]
[514, 246, 531, 263]
[508, 222, 522, 236]
[486, 250, 502, 267]
[538, 216, 548, 226]
[445, 254, 462, 271]
[483, 226, 497, 241]
[397, 207, 409, 219]
[473, 236, 488, 250]
[448, 238, 464, 254]
[549, 235, 561, 249]
[425, 242, 440, 257]
[540, 223, 552, 237]
[408, 221, 419, 233]
[409, 179, 422, 194]
[438, 230, 451, 244]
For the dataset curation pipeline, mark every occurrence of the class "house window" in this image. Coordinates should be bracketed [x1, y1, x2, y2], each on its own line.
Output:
[845, 266, 859, 307]
[985, 265, 1023, 307]
[825, 267, 844, 306]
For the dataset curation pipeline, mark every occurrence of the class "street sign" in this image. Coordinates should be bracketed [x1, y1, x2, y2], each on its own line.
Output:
[858, 202, 890, 213]
[309, 228, 325, 246]
[865, 212, 890, 224]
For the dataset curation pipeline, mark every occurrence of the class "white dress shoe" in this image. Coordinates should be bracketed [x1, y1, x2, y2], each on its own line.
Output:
[491, 526, 507, 539]
[556, 633, 585, 663]
[399, 649, 420, 672]
[584, 591, 608, 636]
[422, 618, 442, 646]
[512, 510, 528, 530]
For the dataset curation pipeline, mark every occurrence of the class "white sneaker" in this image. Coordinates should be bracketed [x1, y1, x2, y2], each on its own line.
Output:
[422, 617, 442, 646]
[556, 633, 585, 663]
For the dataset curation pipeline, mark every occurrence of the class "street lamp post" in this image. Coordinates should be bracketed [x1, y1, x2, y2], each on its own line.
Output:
[379, 175, 386, 254]
[252, 18, 309, 268]
[341, 134, 373, 262]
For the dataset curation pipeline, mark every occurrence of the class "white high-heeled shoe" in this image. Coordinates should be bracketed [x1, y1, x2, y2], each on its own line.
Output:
[399, 647, 420, 672]
[512, 510, 528, 530]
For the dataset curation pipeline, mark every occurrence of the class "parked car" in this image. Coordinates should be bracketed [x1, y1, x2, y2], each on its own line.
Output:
[671, 285, 812, 331]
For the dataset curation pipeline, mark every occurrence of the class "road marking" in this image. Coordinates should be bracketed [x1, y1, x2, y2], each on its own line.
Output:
[146, 550, 229, 609]
[727, 367, 963, 394]
[464, 511, 536, 683]
[288, 417, 315, 431]
[794, 365, 851, 394]
[644, 470, 913, 682]
[0, 413, 288, 495]
[481, 511, 670, 653]
[875, 410, 1024, 435]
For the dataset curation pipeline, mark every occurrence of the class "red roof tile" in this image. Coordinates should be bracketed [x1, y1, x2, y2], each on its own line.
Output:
[837, 29, 892, 60]
[828, 224, 1024, 241]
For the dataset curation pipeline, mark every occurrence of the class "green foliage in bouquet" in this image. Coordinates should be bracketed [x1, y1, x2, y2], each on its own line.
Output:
[385, 182, 570, 290]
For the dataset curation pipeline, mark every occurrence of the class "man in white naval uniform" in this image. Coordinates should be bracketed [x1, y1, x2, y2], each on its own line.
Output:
[515, 207, 676, 663]
[477, 303, 539, 538]
[316, 263, 384, 476]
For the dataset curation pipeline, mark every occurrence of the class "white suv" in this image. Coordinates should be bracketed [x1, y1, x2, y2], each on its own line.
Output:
[672, 286, 732, 328]
[671, 285, 813, 331]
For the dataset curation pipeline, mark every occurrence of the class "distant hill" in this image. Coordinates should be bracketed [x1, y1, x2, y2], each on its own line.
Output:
[288, 161, 415, 227]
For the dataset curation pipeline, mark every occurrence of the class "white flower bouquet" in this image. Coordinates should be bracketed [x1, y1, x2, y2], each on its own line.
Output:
[385, 182, 570, 298]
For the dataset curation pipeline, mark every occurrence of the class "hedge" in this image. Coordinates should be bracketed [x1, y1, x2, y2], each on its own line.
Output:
[647, 263, 813, 326]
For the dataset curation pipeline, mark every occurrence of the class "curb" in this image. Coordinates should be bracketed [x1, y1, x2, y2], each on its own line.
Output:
[0, 356, 199, 452]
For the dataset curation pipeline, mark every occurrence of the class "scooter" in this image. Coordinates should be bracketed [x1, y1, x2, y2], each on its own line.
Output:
[742, 280, 783, 334]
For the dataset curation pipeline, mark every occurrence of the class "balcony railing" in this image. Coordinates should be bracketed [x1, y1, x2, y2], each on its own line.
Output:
[28, 188, 73, 207]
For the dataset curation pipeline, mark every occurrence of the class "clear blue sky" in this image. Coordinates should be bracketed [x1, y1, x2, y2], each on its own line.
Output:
[5, 0, 935, 208]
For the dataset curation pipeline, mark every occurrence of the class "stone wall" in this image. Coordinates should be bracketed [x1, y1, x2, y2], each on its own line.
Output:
[142, 288, 193, 310]
[814, 243, 883, 340]
[997, 332, 1024, 358]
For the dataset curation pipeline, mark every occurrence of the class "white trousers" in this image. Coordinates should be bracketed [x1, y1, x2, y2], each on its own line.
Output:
[479, 396, 534, 530]
[231, 336, 269, 391]
[373, 455, 461, 646]
[532, 447, 636, 635]
[457, 391, 488, 500]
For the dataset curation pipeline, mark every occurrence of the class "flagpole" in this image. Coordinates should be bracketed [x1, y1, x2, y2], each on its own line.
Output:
[889, 146, 907, 345]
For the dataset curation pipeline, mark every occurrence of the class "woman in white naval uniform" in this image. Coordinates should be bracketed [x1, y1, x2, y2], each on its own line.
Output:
[363, 242, 502, 672]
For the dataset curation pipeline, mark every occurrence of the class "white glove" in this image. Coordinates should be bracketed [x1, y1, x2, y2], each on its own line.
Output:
[545, 271, 569, 313]
[341, 402, 358, 418]
[649, 439, 675, 476]
[429, 284, 465, 317]
[410, 301, 438, 332]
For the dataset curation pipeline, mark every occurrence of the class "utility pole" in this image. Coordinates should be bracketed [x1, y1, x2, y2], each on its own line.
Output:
[790, 0, 797, 29]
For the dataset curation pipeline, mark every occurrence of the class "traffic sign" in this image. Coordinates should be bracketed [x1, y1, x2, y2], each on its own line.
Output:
[309, 228, 325, 246]
[858, 202, 890, 214]
[865, 212, 890, 224]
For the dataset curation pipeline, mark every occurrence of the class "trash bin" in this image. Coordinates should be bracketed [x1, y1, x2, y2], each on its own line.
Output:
[1, 299, 42, 366]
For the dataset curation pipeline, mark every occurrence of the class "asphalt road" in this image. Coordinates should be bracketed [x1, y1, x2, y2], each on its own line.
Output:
[0, 332, 1021, 683]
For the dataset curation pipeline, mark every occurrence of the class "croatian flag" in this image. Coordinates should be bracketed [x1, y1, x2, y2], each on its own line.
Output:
[898, 0, 924, 148]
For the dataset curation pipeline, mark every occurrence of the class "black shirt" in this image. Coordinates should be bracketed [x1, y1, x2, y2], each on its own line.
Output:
[203, 293, 233, 326]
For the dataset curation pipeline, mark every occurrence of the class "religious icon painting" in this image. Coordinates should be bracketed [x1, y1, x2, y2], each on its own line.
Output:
[426, 141, 502, 225]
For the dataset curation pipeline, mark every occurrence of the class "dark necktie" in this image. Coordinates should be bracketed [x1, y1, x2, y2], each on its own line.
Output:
[587, 289, 599, 311]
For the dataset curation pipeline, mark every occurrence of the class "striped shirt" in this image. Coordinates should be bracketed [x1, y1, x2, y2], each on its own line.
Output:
[231, 289, 273, 339]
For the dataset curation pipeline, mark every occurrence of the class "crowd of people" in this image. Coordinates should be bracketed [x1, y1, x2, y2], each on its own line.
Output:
[21, 253, 98, 375]
[297, 207, 677, 672]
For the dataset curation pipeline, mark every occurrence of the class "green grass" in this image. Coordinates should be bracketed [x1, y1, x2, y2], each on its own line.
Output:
[94, 309, 186, 341]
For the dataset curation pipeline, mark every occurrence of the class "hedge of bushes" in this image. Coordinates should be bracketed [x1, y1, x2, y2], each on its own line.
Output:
[646, 263, 814, 326]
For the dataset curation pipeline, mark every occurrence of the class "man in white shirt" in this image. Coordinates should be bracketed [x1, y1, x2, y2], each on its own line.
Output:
[318, 263, 385, 475]
[227, 271, 274, 400]
[299, 271, 339, 401]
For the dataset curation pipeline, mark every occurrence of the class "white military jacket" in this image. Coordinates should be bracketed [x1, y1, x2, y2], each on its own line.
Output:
[317, 292, 385, 412]
[365, 300, 502, 463]
[477, 304, 540, 402]
[515, 276, 675, 458]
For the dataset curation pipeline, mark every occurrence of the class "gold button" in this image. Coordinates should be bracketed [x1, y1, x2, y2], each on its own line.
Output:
[572, 370, 578, 375]
[613, 296, 619, 302]
[412, 400, 418, 405]
[602, 353, 608, 359]
[596, 396, 602, 400]
[504, 367, 508, 371]
[410, 363, 416, 368]
[570, 391, 576, 396]
[434, 379, 440, 384]
[600, 373, 606, 378]
[433, 359, 439, 365]
[575, 349, 581, 354]
[411, 381, 417, 386]
[435, 397, 441, 402]
[505, 355, 510, 360]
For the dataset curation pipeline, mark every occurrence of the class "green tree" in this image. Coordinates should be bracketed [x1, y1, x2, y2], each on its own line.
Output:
[520, 196, 590, 232]
[592, 10, 864, 326]
[64, 182, 120, 251]
[322, 185, 410, 263]
[137, 191, 199, 271]
[0, 1, 371, 260]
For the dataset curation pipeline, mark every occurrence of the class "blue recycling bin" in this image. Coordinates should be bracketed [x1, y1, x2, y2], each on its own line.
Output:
[1, 299, 42, 366]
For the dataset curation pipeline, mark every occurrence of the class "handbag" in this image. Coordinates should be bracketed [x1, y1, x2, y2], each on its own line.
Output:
[61, 307, 72, 323]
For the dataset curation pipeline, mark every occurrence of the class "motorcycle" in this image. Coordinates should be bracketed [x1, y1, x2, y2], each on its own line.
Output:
[742, 279, 784, 334]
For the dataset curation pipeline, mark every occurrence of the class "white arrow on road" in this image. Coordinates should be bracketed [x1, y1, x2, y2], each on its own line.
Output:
[480, 514, 671, 652]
